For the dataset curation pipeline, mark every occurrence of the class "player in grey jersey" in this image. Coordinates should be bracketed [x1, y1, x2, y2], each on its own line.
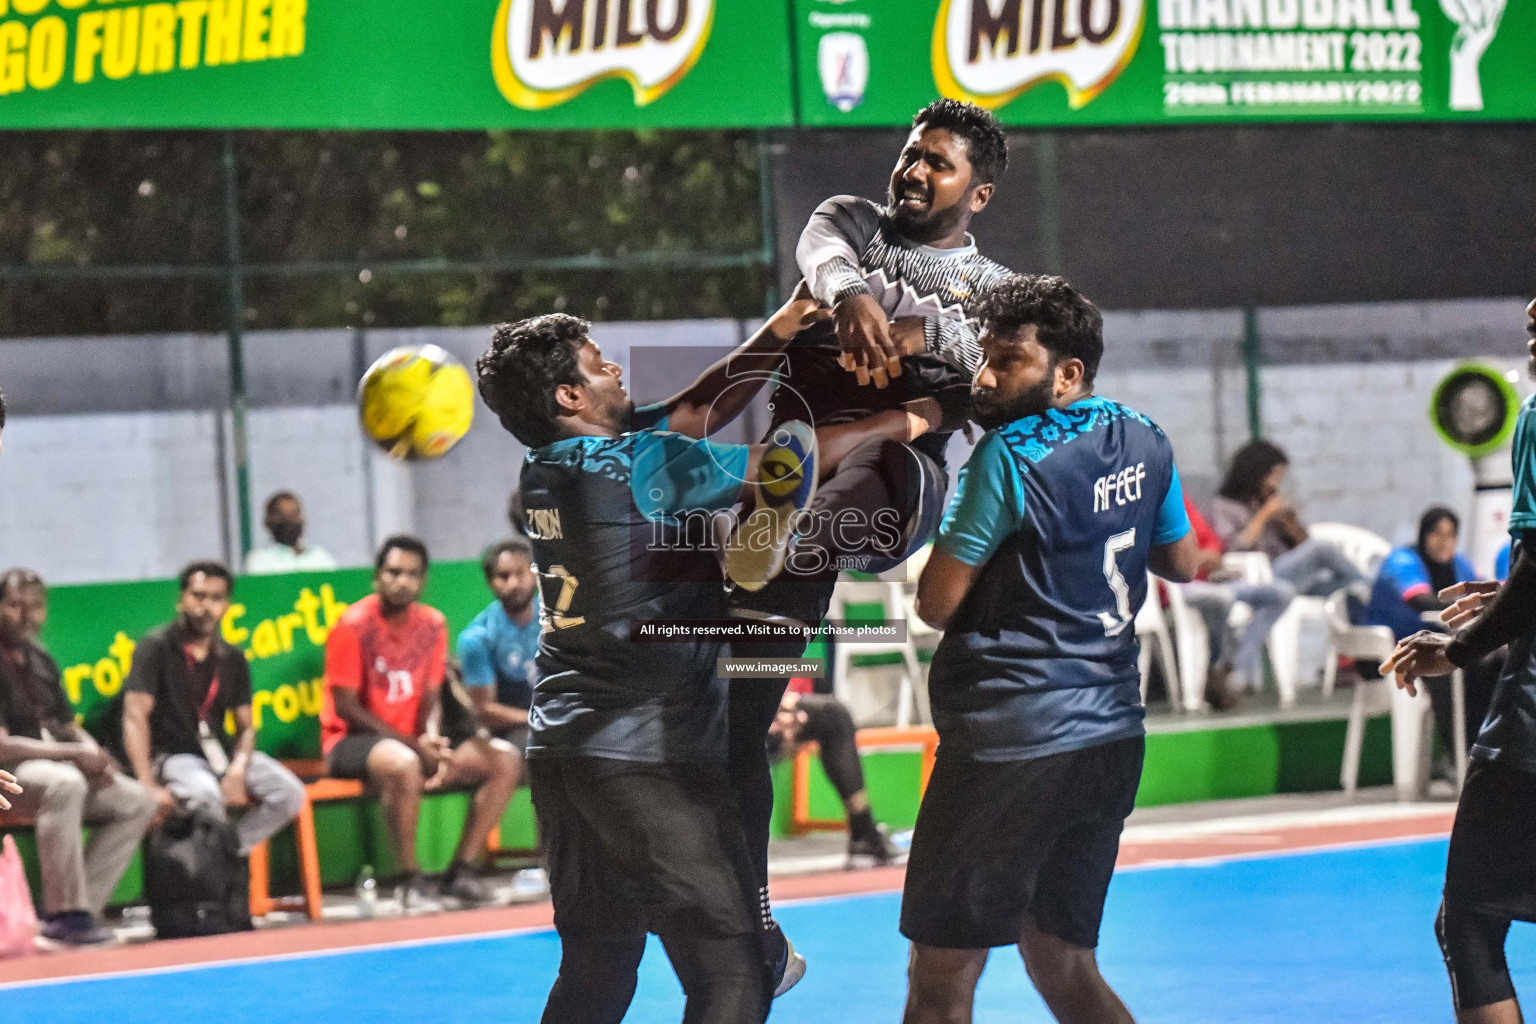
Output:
[799, 178, 1012, 382]
[722, 101, 1016, 976]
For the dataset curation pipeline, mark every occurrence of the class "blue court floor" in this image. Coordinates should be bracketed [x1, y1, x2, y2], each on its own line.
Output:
[7, 838, 1534, 1023]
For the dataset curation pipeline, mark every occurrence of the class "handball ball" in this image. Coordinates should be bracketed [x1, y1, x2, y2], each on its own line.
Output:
[357, 345, 474, 461]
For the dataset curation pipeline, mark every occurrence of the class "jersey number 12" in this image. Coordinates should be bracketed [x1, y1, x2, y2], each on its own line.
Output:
[1097, 529, 1137, 637]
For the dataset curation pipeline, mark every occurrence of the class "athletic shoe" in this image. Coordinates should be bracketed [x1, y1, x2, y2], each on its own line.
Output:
[37, 911, 113, 948]
[442, 862, 493, 906]
[846, 823, 898, 870]
[509, 866, 549, 900]
[767, 921, 807, 998]
[726, 421, 819, 592]
[398, 872, 442, 915]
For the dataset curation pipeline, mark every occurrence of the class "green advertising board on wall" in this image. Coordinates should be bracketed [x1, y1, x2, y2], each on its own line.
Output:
[795, 0, 1534, 125]
[39, 562, 497, 759]
[0, 0, 795, 128]
[0, 0, 1525, 129]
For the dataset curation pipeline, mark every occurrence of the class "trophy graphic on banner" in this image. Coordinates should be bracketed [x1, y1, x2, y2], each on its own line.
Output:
[1440, 0, 1507, 111]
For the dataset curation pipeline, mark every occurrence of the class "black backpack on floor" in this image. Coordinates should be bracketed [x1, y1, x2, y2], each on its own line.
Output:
[143, 810, 253, 939]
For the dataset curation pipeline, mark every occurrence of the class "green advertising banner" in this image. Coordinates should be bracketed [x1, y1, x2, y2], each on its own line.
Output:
[0, 0, 794, 128]
[795, 0, 1534, 125]
[39, 562, 497, 759]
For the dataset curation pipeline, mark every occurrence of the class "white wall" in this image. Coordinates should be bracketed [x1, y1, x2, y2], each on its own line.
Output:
[0, 302, 1528, 584]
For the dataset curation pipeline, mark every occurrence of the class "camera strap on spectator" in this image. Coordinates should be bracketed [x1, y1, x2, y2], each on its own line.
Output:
[185, 645, 230, 777]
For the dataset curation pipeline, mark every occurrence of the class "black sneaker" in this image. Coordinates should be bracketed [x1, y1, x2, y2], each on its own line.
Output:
[847, 823, 897, 870]
[442, 862, 493, 906]
[38, 911, 113, 948]
[766, 921, 807, 998]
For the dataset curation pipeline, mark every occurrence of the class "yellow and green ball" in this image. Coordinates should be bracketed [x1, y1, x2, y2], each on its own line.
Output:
[357, 345, 474, 461]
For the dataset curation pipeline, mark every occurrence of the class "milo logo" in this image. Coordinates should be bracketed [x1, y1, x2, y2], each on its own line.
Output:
[934, 0, 1146, 108]
[492, 0, 715, 110]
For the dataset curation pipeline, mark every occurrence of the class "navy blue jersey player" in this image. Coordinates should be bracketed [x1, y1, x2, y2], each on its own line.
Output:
[900, 275, 1200, 1024]
[475, 291, 949, 1024]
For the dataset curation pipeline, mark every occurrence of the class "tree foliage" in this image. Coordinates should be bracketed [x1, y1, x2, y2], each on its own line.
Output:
[0, 130, 771, 336]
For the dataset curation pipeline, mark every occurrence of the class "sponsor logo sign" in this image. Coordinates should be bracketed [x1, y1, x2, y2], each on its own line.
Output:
[933, 0, 1147, 108]
[493, 0, 715, 110]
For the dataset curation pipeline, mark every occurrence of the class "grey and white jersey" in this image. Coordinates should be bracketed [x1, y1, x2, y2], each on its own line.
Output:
[796, 195, 1013, 377]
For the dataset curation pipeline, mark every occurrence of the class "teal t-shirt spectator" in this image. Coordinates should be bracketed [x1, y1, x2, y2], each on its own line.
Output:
[457, 593, 542, 711]
[1365, 507, 1476, 641]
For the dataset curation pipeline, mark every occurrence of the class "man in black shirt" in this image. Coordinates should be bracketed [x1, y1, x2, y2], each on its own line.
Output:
[1386, 297, 1536, 1024]
[0, 568, 155, 947]
[123, 561, 304, 856]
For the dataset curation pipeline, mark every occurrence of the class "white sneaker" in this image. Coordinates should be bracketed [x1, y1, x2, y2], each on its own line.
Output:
[510, 867, 549, 900]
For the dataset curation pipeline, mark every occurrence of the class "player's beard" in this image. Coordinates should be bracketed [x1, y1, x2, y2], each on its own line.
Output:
[500, 586, 536, 618]
[972, 377, 1057, 430]
[886, 185, 968, 246]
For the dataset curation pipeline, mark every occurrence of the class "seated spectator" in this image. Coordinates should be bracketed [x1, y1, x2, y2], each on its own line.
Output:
[322, 536, 518, 910]
[1174, 499, 1294, 709]
[456, 539, 539, 762]
[123, 562, 306, 856]
[768, 679, 896, 868]
[1366, 507, 1498, 753]
[0, 569, 156, 947]
[1496, 540, 1512, 582]
[1212, 440, 1368, 600]
[245, 491, 338, 574]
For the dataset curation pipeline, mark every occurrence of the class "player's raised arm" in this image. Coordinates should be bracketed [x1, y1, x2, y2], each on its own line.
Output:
[654, 283, 831, 439]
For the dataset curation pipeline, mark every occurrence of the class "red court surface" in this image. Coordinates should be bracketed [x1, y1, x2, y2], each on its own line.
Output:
[0, 806, 1455, 988]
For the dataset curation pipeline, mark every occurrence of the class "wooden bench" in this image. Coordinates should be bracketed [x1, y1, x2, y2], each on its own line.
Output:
[788, 725, 938, 836]
[1, 789, 301, 921]
[4, 759, 535, 924]
[246, 759, 363, 921]
[249, 759, 536, 921]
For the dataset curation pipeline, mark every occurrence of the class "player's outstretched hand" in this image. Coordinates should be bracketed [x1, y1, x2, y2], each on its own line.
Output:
[1439, 580, 1500, 630]
[767, 281, 835, 341]
[0, 769, 19, 810]
[835, 292, 902, 388]
[1380, 630, 1455, 697]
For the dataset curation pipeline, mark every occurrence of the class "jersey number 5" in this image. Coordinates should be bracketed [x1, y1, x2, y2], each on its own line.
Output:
[1097, 529, 1137, 637]
[538, 565, 586, 631]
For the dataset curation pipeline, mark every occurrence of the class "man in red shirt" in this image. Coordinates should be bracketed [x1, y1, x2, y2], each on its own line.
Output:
[322, 535, 517, 910]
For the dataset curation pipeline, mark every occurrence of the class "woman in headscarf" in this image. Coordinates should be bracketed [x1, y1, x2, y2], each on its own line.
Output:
[1367, 507, 1477, 641]
[1367, 507, 1495, 754]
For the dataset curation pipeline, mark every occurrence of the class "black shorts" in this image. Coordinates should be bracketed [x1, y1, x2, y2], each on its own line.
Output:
[528, 756, 761, 943]
[900, 736, 1144, 950]
[326, 732, 388, 781]
[1444, 757, 1536, 923]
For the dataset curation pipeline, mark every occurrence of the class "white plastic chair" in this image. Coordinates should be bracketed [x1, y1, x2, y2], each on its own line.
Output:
[1222, 551, 1308, 706]
[1309, 523, 1392, 697]
[1164, 581, 1210, 712]
[1331, 593, 1401, 794]
[880, 544, 938, 725]
[1135, 575, 1181, 708]
[830, 577, 923, 727]
[1385, 669, 1469, 801]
